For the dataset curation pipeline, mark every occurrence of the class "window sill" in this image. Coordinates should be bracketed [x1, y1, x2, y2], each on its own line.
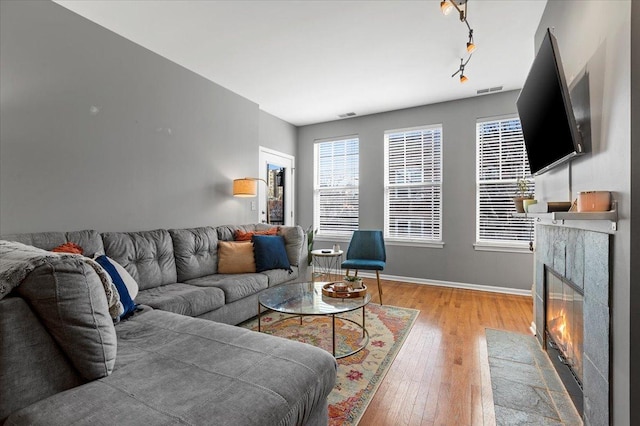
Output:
[385, 239, 445, 249]
[473, 242, 532, 254]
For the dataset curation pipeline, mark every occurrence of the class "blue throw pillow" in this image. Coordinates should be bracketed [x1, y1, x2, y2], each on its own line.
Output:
[95, 255, 138, 320]
[252, 235, 292, 273]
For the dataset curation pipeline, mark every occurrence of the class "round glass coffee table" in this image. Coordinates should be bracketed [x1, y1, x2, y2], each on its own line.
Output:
[258, 282, 371, 358]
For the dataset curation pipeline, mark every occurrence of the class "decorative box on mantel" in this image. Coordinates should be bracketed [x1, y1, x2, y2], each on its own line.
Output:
[533, 224, 610, 425]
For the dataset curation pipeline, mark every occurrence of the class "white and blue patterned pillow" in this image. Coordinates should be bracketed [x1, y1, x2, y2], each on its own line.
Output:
[95, 255, 138, 319]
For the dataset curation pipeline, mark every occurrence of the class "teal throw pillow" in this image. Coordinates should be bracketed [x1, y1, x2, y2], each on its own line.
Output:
[252, 235, 292, 273]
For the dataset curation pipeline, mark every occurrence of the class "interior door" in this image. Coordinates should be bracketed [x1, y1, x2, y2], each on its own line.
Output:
[258, 147, 295, 225]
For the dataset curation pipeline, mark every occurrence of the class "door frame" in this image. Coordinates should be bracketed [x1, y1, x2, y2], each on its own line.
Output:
[258, 146, 295, 225]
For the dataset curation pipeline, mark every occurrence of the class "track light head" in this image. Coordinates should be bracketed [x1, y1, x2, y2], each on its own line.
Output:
[440, 1, 454, 15]
[452, 55, 472, 83]
[466, 29, 476, 53]
[466, 41, 476, 53]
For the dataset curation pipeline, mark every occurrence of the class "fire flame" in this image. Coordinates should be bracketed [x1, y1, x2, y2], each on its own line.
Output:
[550, 309, 573, 364]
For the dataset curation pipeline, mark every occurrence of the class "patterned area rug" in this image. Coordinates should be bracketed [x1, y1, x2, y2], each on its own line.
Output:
[239, 303, 419, 425]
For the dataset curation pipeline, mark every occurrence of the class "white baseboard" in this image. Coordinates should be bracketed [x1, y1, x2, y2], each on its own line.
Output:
[354, 271, 532, 297]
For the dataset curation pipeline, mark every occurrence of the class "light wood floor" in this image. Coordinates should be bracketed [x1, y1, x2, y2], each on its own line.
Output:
[357, 277, 533, 426]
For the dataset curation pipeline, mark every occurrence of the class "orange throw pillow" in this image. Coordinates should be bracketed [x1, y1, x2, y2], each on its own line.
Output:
[234, 227, 279, 241]
[52, 242, 84, 255]
[217, 241, 256, 274]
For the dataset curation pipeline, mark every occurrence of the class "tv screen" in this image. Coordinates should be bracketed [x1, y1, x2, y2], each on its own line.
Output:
[516, 28, 584, 176]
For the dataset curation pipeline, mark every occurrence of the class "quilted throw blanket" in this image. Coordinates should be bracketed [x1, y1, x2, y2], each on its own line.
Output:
[0, 240, 123, 319]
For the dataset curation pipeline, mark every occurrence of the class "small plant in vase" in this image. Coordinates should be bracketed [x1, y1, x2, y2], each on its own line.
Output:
[343, 275, 364, 290]
[513, 178, 534, 213]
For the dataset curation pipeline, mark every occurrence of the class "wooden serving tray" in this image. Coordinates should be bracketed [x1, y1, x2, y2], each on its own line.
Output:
[321, 282, 368, 298]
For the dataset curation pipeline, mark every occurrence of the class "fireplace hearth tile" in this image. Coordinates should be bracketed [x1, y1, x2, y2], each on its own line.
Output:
[494, 404, 564, 426]
[539, 366, 566, 393]
[491, 376, 560, 420]
[486, 329, 535, 364]
[489, 357, 549, 389]
[486, 328, 583, 425]
[550, 390, 583, 425]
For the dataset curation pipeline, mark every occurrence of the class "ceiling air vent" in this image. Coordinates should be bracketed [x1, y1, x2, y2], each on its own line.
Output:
[476, 86, 503, 95]
[338, 112, 357, 118]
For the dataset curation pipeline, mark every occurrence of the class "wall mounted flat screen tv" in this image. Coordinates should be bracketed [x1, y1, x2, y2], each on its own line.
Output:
[516, 28, 584, 176]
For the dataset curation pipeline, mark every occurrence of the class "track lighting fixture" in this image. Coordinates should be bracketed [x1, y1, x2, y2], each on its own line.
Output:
[440, 0, 476, 82]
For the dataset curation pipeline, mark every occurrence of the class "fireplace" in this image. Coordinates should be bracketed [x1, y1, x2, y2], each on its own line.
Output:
[544, 266, 584, 416]
[534, 224, 610, 425]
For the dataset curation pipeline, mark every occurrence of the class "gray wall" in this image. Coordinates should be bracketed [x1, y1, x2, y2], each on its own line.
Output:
[534, 1, 632, 424]
[259, 110, 298, 156]
[0, 0, 296, 234]
[297, 91, 534, 292]
[631, 2, 639, 424]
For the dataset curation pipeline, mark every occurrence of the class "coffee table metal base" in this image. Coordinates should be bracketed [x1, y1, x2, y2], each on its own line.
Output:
[258, 304, 369, 359]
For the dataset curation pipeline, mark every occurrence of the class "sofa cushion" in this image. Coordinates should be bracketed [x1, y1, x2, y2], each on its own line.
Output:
[169, 226, 218, 281]
[6, 310, 338, 426]
[261, 266, 300, 287]
[217, 241, 256, 274]
[16, 257, 117, 380]
[1, 229, 104, 258]
[252, 235, 292, 273]
[102, 229, 177, 290]
[185, 273, 268, 303]
[135, 283, 224, 316]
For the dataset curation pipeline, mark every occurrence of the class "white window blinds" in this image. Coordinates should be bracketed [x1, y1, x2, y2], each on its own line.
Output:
[476, 118, 534, 244]
[384, 126, 442, 242]
[314, 137, 359, 235]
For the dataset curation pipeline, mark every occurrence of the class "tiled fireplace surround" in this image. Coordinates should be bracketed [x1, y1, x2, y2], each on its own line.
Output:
[534, 224, 610, 425]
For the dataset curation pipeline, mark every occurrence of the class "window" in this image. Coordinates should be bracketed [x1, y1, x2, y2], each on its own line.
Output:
[476, 117, 535, 248]
[384, 125, 442, 243]
[314, 137, 359, 236]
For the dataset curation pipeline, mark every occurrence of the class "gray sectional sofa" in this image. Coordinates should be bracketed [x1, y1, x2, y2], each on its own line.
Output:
[0, 224, 337, 425]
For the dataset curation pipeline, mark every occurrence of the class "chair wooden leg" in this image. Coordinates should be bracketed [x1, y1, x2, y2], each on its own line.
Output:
[376, 270, 383, 305]
[345, 269, 350, 277]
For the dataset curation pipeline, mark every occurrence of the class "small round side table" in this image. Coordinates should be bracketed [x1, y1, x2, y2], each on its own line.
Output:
[310, 249, 344, 282]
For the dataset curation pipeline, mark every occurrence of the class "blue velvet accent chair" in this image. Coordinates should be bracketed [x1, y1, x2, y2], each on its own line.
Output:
[341, 230, 386, 305]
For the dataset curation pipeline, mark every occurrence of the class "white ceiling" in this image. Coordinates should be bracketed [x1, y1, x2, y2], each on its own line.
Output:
[54, 0, 548, 126]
